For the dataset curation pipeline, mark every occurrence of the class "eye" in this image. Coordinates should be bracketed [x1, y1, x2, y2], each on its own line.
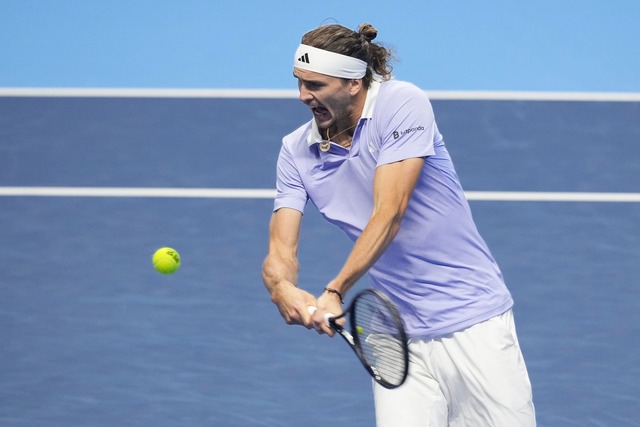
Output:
[306, 81, 322, 90]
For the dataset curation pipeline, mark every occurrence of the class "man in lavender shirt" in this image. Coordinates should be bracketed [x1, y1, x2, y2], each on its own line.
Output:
[262, 23, 536, 426]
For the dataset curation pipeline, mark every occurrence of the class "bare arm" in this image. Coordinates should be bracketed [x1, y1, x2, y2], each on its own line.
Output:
[262, 207, 317, 326]
[315, 157, 425, 324]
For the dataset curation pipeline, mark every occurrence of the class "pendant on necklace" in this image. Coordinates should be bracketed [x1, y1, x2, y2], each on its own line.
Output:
[319, 140, 331, 152]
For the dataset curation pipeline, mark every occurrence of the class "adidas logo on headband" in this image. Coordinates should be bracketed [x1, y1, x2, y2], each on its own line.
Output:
[294, 44, 367, 79]
[297, 53, 310, 63]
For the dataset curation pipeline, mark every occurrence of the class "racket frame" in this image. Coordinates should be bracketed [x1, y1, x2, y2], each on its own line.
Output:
[324, 289, 410, 389]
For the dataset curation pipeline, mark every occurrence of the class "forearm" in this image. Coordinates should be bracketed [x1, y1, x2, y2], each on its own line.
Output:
[329, 206, 402, 296]
[328, 158, 423, 298]
[262, 253, 299, 299]
[263, 208, 303, 298]
[263, 251, 318, 326]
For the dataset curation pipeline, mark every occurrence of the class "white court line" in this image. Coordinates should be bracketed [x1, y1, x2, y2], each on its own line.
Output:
[1, 87, 640, 102]
[0, 88, 299, 99]
[464, 191, 640, 202]
[0, 187, 277, 199]
[1, 187, 639, 202]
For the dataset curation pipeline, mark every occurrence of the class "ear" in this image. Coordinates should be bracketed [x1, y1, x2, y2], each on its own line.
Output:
[348, 78, 364, 96]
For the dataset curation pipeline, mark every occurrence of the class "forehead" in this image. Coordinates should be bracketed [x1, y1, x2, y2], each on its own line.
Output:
[293, 68, 338, 83]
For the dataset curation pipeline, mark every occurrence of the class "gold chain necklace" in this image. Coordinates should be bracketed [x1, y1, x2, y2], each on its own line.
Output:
[319, 122, 358, 152]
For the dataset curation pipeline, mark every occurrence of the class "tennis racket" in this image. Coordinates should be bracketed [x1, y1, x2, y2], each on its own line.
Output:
[308, 288, 409, 389]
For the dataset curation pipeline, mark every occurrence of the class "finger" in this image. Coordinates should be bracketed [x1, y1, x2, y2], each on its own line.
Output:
[307, 306, 338, 335]
[307, 306, 325, 333]
[310, 308, 324, 333]
[283, 305, 309, 327]
[296, 305, 315, 329]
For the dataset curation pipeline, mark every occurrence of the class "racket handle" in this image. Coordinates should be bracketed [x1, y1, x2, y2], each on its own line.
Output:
[307, 306, 334, 326]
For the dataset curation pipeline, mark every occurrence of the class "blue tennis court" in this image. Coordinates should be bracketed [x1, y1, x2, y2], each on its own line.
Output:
[1, 94, 639, 426]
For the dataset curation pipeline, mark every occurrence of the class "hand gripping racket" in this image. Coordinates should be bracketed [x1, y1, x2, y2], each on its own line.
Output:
[309, 288, 409, 389]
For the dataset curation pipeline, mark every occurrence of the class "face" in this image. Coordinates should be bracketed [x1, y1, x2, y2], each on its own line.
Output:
[293, 68, 360, 130]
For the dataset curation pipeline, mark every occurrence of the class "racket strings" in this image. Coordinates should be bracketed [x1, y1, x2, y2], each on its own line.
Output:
[353, 294, 407, 387]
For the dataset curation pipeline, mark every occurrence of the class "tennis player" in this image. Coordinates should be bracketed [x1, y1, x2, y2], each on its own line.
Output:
[262, 23, 536, 426]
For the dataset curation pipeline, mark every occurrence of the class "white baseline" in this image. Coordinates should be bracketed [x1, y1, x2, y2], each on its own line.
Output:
[1, 187, 639, 202]
[2, 88, 640, 102]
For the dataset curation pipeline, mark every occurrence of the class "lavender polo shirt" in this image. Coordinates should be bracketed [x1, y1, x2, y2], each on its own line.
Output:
[274, 79, 513, 338]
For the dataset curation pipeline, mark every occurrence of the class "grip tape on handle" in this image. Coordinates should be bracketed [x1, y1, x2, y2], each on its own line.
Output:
[307, 306, 334, 326]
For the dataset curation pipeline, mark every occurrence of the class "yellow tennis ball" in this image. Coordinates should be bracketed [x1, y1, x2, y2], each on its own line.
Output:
[152, 247, 181, 274]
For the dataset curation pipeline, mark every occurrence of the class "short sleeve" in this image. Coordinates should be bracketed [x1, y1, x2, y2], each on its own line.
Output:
[273, 140, 308, 213]
[376, 83, 436, 166]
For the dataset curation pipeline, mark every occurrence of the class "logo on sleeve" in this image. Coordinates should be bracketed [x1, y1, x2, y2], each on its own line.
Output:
[393, 126, 425, 139]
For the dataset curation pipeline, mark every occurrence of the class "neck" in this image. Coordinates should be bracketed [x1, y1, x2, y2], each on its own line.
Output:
[326, 89, 367, 146]
[326, 122, 357, 148]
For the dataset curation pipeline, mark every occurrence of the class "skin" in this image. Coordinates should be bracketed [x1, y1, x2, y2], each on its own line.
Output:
[262, 68, 424, 335]
[294, 68, 365, 146]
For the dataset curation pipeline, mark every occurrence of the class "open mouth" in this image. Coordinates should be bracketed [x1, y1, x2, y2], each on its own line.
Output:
[312, 106, 330, 121]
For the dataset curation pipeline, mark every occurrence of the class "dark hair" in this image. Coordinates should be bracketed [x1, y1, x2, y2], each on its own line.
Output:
[301, 23, 394, 88]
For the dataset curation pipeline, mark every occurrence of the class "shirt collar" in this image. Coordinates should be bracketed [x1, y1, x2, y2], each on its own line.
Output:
[307, 78, 382, 146]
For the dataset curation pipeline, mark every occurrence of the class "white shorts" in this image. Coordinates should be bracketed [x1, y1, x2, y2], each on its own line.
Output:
[373, 310, 536, 427]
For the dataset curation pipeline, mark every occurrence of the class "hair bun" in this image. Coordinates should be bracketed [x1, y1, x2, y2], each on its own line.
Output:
[357, 23, 377, 42]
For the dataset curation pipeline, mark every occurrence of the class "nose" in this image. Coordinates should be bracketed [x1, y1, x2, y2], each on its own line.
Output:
[298, 85, 313, 105]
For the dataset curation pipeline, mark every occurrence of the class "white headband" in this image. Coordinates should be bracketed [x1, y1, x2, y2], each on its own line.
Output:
[294, 44, 367, 79]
